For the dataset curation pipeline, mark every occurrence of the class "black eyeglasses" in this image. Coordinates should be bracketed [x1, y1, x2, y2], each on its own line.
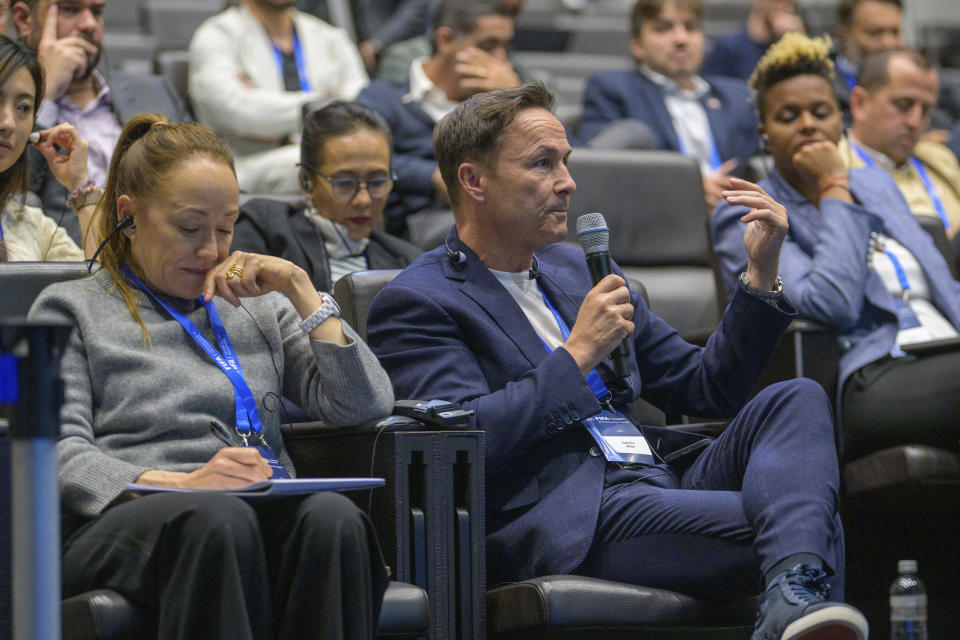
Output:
[315, 172, 396, 201]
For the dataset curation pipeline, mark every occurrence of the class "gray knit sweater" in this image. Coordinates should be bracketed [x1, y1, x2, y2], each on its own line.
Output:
[28, 268, 394, 519]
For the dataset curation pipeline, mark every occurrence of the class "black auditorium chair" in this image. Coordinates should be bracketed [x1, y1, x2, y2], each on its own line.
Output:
[0, 262, 430, 640]
[708, 218, 960, 639]
[333, 269, 761, 640]
[565, 149, 723, 341]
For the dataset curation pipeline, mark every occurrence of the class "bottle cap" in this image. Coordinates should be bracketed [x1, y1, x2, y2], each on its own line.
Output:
[898, 559, 918, 574]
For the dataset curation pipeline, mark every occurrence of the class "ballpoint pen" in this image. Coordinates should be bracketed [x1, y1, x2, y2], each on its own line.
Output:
[210, 421, 239, 447]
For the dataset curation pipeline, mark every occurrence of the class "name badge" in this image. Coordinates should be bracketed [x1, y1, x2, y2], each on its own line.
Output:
[894, 298, 922, 330]
[252, 444, 292, 479]
[582, 409, 655, 465]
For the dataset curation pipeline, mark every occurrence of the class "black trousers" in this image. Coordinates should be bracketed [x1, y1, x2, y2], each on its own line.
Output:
[62, 491, 389, 640]
[842, 347, 960, 461]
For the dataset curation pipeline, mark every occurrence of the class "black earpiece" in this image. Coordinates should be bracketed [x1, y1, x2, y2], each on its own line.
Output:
[87, 216, 135, 272]
[444, 235, 466, 266]
[298, 168, 313, 192]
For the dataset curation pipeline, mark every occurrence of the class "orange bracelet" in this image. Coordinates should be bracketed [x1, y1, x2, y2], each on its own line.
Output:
[817, 176, 852, 200]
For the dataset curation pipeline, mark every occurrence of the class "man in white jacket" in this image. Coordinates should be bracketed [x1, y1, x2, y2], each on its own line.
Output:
[189, 0, 368, 194]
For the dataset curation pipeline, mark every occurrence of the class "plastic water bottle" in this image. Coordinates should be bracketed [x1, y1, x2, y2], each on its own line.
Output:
[890, 559, 928, 640]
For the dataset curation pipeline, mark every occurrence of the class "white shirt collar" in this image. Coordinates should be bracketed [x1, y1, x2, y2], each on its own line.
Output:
[849, 134, 905, 171]
[639, 65, 710, 100]
[404, 57, 461, 122]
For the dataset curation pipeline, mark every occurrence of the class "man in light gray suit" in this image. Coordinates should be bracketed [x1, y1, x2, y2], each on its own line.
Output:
[12, 0, 190, 245]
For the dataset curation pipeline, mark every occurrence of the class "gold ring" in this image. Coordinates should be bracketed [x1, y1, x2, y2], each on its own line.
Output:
[226, 265, 244, 280]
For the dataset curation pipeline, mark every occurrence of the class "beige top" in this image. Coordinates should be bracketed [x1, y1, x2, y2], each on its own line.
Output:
[841, 137, 960, 232]
[1, 199, 83, 262]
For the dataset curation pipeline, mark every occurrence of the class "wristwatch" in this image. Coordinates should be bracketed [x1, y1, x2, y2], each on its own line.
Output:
[298, 292, 341, 334]
[739, 272, 783, 301]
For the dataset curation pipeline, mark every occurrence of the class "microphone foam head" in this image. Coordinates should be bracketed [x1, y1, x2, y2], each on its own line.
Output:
[576, 212, 609, 255]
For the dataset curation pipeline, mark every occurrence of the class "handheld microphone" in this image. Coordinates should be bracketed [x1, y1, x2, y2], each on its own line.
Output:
[87, 216, 134, 272]
[576, 212, 631, 380]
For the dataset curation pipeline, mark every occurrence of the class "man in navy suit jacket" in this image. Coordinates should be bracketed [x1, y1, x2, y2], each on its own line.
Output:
[357, 0, 522, 245]
[580, 0, 759, 210]
[367, 83, 868, 639]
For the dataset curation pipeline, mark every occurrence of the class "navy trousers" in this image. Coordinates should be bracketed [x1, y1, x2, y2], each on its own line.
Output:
[577, 379, 844, 600]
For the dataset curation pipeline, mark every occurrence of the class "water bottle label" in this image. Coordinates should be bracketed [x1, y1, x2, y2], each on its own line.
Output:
[890, 594, 927, 621]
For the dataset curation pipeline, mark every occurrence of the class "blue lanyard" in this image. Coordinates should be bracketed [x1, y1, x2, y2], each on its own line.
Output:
[536, 283, 612, 403]
[272, 30, 311, 92]
[842, 70, 857, 94]
[908, 157, 951, 232]
[676, 128, 723, 172]
[878, 244, 911, 299]
[851, 142, 951, 231]
[123, 267, 265, 443]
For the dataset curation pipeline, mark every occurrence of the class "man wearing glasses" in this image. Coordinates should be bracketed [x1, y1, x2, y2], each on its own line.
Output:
[231, 101, 422, 292]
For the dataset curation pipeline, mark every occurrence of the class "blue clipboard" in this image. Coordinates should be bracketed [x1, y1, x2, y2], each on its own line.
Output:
[125, 477, 385, 498]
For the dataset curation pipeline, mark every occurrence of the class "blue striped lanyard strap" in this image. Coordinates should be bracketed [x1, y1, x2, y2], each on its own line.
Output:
[851, 142, 950, 232]
[272, 30, 311, 92]
[123, 266, 266, 444]
[876, 241, 912, 300]
[676, 128, 723, 173]
[536, 283, 612, 405]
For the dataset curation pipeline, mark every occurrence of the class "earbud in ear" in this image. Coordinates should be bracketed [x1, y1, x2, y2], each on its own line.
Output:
[298, 169, 313, 192]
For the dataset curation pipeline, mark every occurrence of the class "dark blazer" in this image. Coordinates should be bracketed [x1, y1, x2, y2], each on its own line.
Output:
[367, 231, 794, 585]
[579, 69, 759, 171]
[356, 79, 444, 234]
[29, 70, 192, 244]
[232, 196, 423, 292]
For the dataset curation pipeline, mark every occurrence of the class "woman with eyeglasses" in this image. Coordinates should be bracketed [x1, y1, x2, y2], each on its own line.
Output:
[232, 101, 422, 291]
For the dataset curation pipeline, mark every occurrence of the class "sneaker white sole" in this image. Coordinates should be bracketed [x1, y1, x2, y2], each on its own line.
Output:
[781, 604, 869, 640]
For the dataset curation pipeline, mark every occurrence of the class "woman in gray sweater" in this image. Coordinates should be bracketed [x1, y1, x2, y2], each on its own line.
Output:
[29, 115, 394, 639]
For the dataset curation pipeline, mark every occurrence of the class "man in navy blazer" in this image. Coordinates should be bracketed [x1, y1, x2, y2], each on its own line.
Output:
[367, 83, 868, 639]
[357, 0, 522, 245]
[580, 0, 759, 210]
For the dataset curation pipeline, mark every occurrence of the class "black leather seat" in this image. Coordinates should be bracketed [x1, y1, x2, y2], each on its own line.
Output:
[565, 149, 723, 340]
[488, 576, 758, 640]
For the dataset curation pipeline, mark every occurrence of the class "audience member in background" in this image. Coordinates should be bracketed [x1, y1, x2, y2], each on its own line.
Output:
[368, 82, 868, 640]
[29, 114, 392, 638]
[189, 0, 368, 195]
[355, 0, 431, 74]
[232, 101, 421, 291]
[580, 0, 759, 211]
[833, 0, 902, 109]
[11, 0, 190, 245]
[358, 0, 521, 247]
[844, 49, 960, 236]
[702, 0, 804, 80]
[376, 0, 528, 84]
[0, 35, 96, 261]
[712, 33, 960, 466]
[295, 0, 431, 74]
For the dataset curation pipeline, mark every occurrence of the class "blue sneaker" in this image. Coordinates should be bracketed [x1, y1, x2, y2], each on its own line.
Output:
[752, 563, 868, 640]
